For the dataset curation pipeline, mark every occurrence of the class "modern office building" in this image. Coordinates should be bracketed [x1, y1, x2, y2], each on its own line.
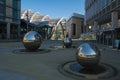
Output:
[66, 13, 84, 39]
[85, 0, 120, 45]
[0, 0, 21, 40]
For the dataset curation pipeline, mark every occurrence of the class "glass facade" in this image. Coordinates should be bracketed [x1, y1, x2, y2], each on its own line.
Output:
[85, 0, 120, 46]
[86, 0, 112, 23]
[13, 10, 19, 21]
[13, 0, 18, 8]
[0, 0, 5, 4]
[0, 0, 5, 20]
[85, 0, 120, 30]
[0, 0, 21, 40]
[0, 5, 4, 15]
[12, 0, 20, 22]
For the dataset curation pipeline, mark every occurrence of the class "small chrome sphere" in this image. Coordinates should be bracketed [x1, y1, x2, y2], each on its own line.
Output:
[23, 31, 42, 50]
[63, 37, 72, 48]
[76, 43, 100, 67]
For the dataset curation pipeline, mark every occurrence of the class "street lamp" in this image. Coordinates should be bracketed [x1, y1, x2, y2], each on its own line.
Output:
[89, 26, 92, 30]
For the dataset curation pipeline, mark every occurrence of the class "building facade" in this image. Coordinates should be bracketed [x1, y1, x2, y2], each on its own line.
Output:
[66, 13, 84, 39]
[85, 0, 120, 46]
[0, 0, 21, 40]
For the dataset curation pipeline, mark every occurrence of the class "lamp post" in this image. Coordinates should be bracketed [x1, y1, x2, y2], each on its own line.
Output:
[88, 25, 92, 42]
[26, 10, 29, 32]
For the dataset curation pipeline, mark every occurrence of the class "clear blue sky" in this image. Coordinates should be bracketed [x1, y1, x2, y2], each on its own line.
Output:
[21, 0, 85, 19]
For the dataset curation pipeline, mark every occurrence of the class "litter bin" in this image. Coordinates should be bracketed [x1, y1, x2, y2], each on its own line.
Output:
[114, 40, 120, 49]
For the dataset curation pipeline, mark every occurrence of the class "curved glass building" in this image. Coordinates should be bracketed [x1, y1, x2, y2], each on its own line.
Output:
[21, 10, 66, 40]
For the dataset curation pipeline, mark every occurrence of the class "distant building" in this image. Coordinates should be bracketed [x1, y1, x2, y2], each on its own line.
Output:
[21, 10, 66, 40]
[66, 13, 84, 39]
[0, 0, 21, 40]
[85, 0, 120, 46]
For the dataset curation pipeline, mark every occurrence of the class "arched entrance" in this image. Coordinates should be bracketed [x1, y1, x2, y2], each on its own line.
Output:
[50, 17, 66, 40]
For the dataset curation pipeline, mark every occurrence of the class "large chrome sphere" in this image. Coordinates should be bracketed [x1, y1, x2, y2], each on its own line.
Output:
[23, 31, 42, 50]
[63, 37, 72, 48]
[76, 43, 100, 67]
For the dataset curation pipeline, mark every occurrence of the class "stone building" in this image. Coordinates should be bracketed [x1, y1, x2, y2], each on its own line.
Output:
[66, 13, 84, 39]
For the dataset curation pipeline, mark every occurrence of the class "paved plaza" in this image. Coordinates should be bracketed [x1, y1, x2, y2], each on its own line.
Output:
[0, 40, 120, 80]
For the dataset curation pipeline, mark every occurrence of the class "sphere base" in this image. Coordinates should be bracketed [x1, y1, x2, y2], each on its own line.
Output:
[58, 61, 117, 80]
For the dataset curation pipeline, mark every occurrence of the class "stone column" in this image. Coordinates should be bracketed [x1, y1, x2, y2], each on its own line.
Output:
[111, 11, 118, 47]
[94, 21, 98, 31]
[7, 23, 10, 39]
[111, 11, 118, 28]
[94, 21, 98, 43]
[18, 24, 21, 41]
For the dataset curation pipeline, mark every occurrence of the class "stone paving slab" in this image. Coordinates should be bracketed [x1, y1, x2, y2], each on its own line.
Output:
[0, 71, 33, 80]
[0, 40, 120, 80]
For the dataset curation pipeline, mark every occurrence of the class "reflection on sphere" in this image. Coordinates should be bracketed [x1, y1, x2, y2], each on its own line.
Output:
[23, 31, 42, 50]
[76, 43, 100, 67]
[63, 37, 72, 48]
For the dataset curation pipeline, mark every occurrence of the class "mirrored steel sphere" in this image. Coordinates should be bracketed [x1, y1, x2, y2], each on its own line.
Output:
[23, 31, 42, 50]
[76, 43, 100, 67]
[63, 37, 72, 48]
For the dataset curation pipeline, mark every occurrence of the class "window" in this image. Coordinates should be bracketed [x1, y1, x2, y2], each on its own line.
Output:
[13, 0, 18, 9]
[13, 10, 18, 21]
[0, 4, 4, 15]
[72, 23, 76, 35]
[0, 0, 5, 4]
[0, 4, 5, 20]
